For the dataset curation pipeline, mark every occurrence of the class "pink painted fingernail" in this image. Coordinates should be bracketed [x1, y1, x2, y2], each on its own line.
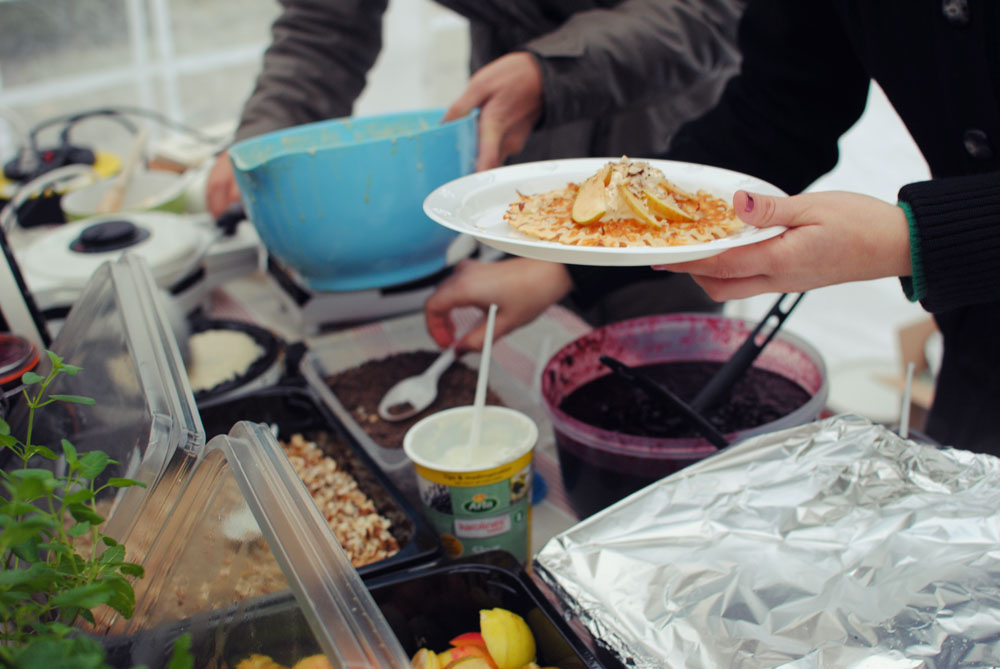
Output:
[744, 193, 755, 214]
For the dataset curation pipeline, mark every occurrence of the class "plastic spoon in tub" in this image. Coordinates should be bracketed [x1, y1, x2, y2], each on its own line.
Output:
[466, 303, 499, 462]
[898, 361, 916, 439]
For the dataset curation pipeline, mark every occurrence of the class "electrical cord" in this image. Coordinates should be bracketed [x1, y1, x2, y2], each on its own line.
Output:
[28, 106, 224, 159]
[9, 105, 229, 184]
[4, 105, 230, 229]
[0, 164, 97, 234]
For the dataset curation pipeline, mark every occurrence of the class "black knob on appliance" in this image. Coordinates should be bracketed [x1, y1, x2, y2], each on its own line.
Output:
[70, 219, 150, 253]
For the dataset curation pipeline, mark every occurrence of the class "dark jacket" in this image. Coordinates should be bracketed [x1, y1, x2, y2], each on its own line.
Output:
[573, 0, 1000, 453]
[234, 0, 745, 161]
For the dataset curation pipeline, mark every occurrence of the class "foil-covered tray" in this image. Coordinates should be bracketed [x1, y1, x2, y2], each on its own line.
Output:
[535, 414, 1000, 667]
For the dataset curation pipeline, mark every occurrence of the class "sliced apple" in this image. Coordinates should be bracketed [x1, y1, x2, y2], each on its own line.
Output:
[445, 658, 495, 669]
[444, 645, 497, 669]
[571, 164, 611, 224]
[450, 632, 489, 652]
[291, 655, 333, 669]
[644, 189, 693, 222]
[480, 608, 536, 669]
[617, 184, 662, 228]
[411, 648, 442, 669]
[236, 655, 286, 669]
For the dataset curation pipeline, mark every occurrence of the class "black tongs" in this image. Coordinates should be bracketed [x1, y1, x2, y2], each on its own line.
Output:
[600, 292, 805, 450]
[600, 355, 730, 449]
[690, 292, 805, 414]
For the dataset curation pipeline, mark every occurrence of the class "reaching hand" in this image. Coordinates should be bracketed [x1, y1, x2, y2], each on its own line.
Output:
[205, 150, 242, 219]
[425, 258, 573, 351]
[443, 52, 544, 172]
[657, 190, 913, 300]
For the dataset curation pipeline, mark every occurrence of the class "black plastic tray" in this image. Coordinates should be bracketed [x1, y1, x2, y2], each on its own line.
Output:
[196, 384, 442, 580]
[105, 551, 607, 668]
[367, 550, 605, 668]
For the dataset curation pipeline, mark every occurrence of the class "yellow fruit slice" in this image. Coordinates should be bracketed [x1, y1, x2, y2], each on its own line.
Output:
[291, 656, 332, 669]
[445, 658, 495, 669]
[617, 184, 662, 228]
[480, 608, 536, 669]
[236, 655, 287, 669]
[571, 164, 611, 224]
[411, 648, 442, 669]
[643, 188, 693, 222]
[443, 645, 496, 669]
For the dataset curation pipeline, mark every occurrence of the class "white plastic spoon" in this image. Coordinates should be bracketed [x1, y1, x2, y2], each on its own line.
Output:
[377, 344, 457, 422]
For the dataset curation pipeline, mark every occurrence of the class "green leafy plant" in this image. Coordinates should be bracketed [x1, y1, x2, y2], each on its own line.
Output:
[0, 351, 175, 669]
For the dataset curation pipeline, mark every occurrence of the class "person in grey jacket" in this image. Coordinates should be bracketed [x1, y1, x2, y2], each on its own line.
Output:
[206, 0, 745, 323]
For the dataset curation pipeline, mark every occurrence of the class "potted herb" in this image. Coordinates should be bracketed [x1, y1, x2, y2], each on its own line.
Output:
[0, 351, 191, 669]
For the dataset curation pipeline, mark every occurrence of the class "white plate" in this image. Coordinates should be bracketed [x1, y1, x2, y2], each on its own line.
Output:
[423, 157, 787, 266]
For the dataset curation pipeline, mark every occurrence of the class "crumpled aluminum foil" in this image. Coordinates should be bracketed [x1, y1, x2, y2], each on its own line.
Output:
[534, 414, 1000, 668]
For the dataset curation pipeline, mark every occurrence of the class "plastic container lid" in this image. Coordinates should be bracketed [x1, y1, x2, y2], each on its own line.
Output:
[7, 254, 412, 666]
[0, 333, 39, 387]
[103, 421, 411, 669]
[6, 253, 204, 564]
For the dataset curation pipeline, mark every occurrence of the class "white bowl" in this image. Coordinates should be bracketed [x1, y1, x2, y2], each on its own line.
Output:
[61, 170, 188, 220]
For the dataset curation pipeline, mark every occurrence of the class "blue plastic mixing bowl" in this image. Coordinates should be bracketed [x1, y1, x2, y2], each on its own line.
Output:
[229, 108, 477, 291]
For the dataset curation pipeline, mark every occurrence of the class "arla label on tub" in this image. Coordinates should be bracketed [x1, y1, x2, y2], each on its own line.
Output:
[404, 406, 537, 563]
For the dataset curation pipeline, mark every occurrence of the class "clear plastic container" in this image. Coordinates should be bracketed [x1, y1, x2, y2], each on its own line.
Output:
[3, 253, 204, 566]
[196, 385, 443, 578]
[102, 421, 412, 668]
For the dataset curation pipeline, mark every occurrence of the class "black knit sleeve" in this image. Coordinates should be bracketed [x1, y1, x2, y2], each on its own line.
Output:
[898, 172, 1000, 313]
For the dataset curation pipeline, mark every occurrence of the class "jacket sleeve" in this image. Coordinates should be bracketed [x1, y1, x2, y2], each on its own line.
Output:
[234, 0, 389, 142]
[567, 0, 872, 302]
[899, 173, 1000, 314]
[523, 0, 744, 128]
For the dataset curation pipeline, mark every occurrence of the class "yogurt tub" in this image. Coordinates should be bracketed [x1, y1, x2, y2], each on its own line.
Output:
[404, 406, 537, 563]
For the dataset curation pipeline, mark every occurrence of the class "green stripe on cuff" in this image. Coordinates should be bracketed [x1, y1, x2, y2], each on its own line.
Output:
[897, 200, 925, 303]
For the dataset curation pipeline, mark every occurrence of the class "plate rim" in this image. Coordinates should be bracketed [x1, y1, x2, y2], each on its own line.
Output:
[423, 157, 788, 267]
